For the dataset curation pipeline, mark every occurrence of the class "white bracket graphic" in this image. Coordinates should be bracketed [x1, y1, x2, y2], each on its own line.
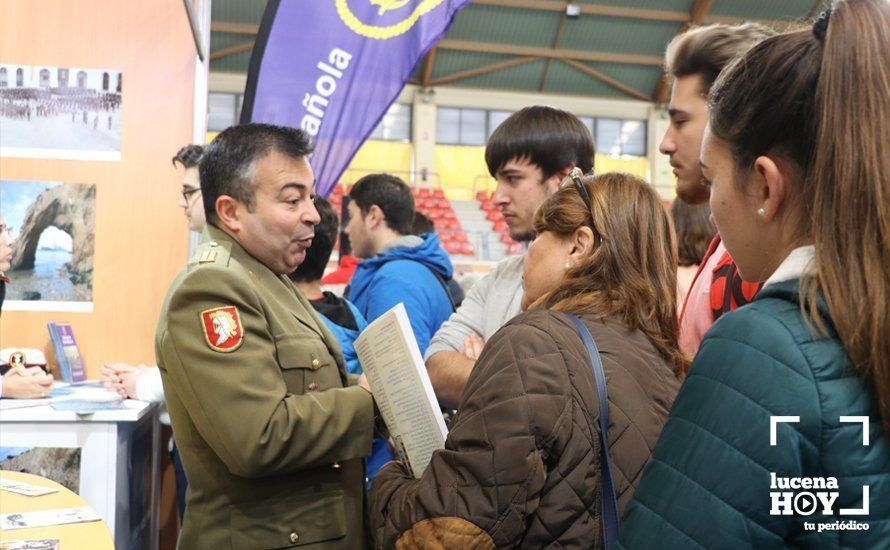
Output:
[840, 486, 870, 516]
[770, 416, 800, 446]
[839, 416, 870, 446]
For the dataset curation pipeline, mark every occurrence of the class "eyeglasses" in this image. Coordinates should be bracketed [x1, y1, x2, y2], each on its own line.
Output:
[181, 187, 201, 203]
[0, 224, 12, 238]
[561, 167, 602, 244]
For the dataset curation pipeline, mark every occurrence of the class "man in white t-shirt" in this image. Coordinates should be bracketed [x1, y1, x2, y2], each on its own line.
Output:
[425, 106, 595, 408]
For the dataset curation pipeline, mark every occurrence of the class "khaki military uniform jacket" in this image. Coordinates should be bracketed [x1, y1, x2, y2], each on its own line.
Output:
[156, 226, 374, 549]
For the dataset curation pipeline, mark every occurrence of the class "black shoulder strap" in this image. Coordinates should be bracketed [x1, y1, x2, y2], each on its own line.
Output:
[564, 313, 619, 550]
[423, 265, 457, 313]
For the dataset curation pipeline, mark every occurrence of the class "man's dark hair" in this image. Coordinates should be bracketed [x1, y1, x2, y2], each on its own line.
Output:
[485, 105, 595, 180]
[670, 198, 716, 266]
[348, 173, 414, 235]
[289, 196, 338, 283]
[664, 23, 776, 95]
[338, 198, 353, 258]
[200, 124, 314, 225]
[411, 211, 435, 235]
[171, 144, 204, 169]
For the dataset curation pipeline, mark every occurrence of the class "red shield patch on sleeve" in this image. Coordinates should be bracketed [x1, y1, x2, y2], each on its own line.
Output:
[200, 306, 244, 353]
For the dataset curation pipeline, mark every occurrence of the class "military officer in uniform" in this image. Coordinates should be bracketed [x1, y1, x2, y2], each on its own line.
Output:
[156, 124, 375, 549]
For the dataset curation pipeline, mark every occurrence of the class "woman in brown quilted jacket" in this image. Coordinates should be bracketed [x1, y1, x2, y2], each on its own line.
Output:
[370, 172, 685, 549]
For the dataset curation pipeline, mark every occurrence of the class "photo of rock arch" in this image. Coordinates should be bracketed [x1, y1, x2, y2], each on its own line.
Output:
[0, 180, 96, 311]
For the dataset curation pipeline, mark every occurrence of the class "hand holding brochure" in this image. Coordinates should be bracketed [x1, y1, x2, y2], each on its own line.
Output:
[354, 303, 448, 478]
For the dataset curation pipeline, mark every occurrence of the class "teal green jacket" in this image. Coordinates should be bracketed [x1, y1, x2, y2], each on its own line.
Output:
[620, 280, 889, 548]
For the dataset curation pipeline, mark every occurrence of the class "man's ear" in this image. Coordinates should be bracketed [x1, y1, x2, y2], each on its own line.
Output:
[366, 204, 385, 230]
[543, 163, 576, 194]
[215, 195, 242, 233]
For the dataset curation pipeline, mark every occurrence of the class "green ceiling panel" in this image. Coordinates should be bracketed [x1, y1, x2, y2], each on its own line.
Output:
[211, 50, 255, 73]
[584, 61, 662, 96]
[431, 51, 518, 81]
[212, 0, 268, 26]
[579, 0, 692, 11]
[709, 0, 817, 22]
[446, 4, 561, 48]
[543, 60, 627, 98]
[450, 58, 549, 92]
[210, 32, 247, 50]
[209, 32, 256, 73]
[558, 16, 681, 56]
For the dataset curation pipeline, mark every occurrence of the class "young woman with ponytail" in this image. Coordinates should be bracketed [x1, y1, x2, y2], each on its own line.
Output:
[620, 1, 890, 547]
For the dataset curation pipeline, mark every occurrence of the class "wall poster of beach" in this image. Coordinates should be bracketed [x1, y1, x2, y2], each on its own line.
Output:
[0, 179, 96, 312]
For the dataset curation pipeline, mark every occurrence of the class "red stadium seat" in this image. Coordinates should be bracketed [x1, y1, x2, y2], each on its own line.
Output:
[444, 241, 461, 255]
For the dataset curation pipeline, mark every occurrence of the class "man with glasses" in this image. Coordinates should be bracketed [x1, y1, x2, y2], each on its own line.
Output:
[100, 144, 204, 535]
[173, 145, 205, 233]
[425, 106, 595, 408]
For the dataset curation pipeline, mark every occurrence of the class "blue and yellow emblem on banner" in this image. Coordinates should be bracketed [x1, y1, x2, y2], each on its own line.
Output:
[336, 0, 447, 39]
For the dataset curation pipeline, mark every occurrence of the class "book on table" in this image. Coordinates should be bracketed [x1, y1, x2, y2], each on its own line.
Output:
[354, 303, 448, 479]
[46, 322, 86, 383]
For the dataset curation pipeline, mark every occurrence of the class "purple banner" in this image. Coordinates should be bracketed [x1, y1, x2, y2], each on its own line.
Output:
[242, 0, 471, 197]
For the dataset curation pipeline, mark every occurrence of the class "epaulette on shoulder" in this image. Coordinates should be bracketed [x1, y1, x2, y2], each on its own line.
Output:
[187, 239, 231, 271]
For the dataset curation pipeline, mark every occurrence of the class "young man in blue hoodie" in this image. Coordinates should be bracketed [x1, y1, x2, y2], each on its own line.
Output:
[345, 174, 454, 356]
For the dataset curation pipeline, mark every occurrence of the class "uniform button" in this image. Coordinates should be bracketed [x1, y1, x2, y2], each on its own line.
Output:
[307, 382, 318, 392]
[332, 461, 341, 469]
[311, 358, 320, 369]
[289, 532, 299, 543]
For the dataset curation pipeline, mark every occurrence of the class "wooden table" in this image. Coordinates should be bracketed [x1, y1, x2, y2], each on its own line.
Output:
[0, 470, 114, 549]
[1, 388, 159, 548]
